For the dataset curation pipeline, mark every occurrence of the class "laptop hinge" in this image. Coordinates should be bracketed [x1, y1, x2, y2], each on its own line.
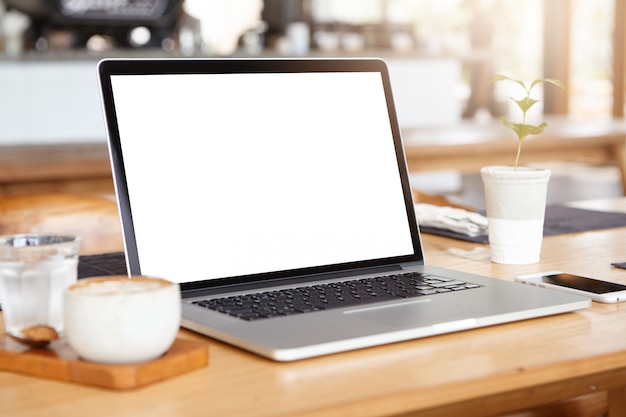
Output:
[181, 263, 417, 299]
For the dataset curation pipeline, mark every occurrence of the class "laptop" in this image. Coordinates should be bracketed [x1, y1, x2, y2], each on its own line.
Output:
[97, 58, 590, 361]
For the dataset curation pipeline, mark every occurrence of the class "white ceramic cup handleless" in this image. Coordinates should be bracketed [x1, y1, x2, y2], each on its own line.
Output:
[63, 276, 181, 364]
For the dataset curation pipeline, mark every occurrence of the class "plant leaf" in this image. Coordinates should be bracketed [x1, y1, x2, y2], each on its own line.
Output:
[513, 97, 539, 113]
[499, 119, 548, 141]
[492, 74, 526, 90]
[529, 78, 567, 92]
[522, 121, 548, 136]
[499, 117, 520, 137]
[494, 75, 564, 167]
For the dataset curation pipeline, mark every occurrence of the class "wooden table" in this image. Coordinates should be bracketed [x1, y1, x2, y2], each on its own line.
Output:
[402, 117, 626, 194]
[2, 198, 626, 417]
[0, 143, 114, 196]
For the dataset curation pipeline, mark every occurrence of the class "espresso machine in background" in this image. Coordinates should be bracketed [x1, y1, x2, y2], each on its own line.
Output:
[3, 0, 185, 51]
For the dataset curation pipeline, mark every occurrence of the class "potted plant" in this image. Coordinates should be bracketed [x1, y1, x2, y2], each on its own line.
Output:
[480, 75, 566, 264]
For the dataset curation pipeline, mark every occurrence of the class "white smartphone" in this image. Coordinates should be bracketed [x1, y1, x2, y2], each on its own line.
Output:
[515, 271, 626, 303]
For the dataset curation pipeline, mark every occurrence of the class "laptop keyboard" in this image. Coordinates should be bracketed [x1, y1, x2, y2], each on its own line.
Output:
[191, 272, 481, 321]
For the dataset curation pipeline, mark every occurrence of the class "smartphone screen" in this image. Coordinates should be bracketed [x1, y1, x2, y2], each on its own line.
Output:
[542, 273, 626, 294]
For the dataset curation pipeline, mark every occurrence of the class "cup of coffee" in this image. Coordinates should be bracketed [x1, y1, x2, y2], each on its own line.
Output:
[63, 276, 181, 364]
[0, 234, 81, 346]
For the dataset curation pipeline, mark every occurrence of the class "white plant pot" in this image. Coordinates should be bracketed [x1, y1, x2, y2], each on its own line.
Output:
[480, 166, 551, 264]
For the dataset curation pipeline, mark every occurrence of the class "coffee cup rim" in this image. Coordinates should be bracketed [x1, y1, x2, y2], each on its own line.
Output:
[67, 275, 176, 295]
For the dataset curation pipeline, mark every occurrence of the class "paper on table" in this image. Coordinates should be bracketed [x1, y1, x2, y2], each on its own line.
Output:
[415, 203, 488, 237]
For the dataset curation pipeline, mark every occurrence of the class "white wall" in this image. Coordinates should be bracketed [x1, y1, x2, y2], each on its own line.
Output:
[386, 57, 462, 128]
[0, 57, 461, 145]
[0, 60, 105, 144]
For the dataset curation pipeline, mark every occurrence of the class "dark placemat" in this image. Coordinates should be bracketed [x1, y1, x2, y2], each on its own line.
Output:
[420, 204, 626, 244]
[78, 251, 127, 279]
[544, 205, 626, 236]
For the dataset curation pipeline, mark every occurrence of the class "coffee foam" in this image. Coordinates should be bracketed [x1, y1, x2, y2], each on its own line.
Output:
[69, 276, 172, 296]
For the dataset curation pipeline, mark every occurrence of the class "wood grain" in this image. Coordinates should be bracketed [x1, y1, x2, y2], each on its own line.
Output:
[0, 193, 123, 254]
[0, 335, 209, 390]
[0, 143, 114, 196]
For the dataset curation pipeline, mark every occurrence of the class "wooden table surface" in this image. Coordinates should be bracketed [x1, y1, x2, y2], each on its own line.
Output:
[0, 143, 114, 196]
[2, 198, 626, 417]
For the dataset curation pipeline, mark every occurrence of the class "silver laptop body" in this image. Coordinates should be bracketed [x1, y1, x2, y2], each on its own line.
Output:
[97, 58, 590, 361]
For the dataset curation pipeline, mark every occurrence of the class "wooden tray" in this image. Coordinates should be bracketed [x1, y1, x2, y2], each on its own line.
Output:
[0, 334, 209, 390]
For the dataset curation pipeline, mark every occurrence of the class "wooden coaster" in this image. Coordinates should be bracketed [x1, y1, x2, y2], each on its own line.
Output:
[0, 334, 209, 390]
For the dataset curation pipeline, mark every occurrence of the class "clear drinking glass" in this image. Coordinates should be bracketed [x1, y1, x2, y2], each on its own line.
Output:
[0, 235, 81, 343]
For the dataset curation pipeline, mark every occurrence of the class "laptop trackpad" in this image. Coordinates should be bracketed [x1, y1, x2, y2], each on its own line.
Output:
[344, 299, 480, 328]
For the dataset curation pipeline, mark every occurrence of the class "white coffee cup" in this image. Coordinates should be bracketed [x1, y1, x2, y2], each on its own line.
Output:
[63, 276, 181, 364]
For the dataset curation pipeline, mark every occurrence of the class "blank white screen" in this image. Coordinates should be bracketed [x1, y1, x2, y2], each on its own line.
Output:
[111, 71, 414, 283]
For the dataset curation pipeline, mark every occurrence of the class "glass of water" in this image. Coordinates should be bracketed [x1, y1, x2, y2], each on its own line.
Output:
[0, 235, 81, 344]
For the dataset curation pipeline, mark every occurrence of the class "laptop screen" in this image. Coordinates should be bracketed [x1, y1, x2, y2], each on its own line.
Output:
[100, 59, 422, 287]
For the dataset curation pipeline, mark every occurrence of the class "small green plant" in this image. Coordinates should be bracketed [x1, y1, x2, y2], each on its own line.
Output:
[493, 75, 566, 170]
